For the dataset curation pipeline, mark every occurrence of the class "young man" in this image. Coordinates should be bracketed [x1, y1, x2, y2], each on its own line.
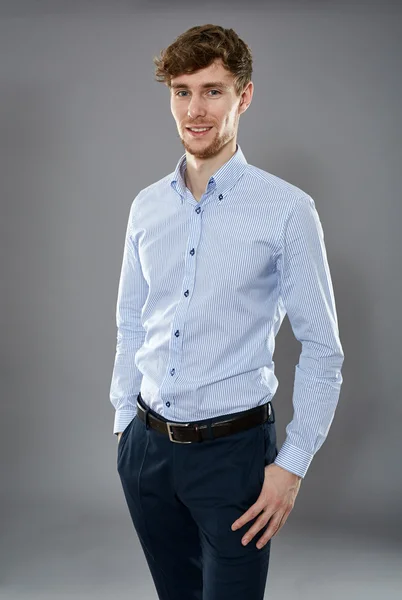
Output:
[110, 24, 344, 600]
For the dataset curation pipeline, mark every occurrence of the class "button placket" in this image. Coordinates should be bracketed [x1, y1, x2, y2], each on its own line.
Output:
[165, 201, 204, 412]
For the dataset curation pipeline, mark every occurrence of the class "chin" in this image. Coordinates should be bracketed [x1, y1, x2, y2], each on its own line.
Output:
[182, 136, 226, 159]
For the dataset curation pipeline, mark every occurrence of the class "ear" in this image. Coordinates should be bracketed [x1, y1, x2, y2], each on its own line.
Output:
[239, 81, 253, 113]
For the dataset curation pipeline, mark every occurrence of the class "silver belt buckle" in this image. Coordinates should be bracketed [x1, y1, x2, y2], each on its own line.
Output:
[166, 422, 193, 443]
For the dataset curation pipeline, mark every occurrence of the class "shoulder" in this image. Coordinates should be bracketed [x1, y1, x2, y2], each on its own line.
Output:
[134, 174, 173, 203]
[127, 173, 173, 218]
[244, 163, 312, 206]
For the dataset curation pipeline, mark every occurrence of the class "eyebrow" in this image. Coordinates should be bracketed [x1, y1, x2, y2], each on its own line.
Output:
[170, 81, 231, 91]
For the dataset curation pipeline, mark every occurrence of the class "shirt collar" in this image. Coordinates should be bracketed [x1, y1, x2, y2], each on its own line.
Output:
[170, 143, 248, 203]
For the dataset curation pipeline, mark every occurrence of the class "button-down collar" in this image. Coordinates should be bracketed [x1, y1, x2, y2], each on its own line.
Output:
[170, 143, 248, 203]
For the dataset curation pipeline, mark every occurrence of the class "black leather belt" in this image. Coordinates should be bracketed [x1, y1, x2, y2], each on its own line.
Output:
[136, 394, 275, 443]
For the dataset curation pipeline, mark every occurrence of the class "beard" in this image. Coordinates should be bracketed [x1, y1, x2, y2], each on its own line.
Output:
[178, 126, 235, 160]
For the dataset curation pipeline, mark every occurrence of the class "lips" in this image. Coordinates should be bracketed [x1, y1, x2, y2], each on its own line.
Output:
[186, 126, 213, 137]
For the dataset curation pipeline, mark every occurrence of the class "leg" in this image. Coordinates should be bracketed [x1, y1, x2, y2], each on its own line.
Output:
[175, 420, 277, 600]
[117, 414, 203, 600]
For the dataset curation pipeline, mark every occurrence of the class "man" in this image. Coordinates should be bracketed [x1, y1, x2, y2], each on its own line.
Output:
[110, 24, 344, 600]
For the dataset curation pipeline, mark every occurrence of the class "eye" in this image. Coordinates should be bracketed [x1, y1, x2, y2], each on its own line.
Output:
[175, 90, 221, 97]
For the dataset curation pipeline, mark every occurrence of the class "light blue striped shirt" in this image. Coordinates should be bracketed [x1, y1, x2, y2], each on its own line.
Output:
[109, 143, 344, 478]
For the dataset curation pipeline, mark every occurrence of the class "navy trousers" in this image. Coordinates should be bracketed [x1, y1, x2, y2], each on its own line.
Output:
[117, 393, 278, 600]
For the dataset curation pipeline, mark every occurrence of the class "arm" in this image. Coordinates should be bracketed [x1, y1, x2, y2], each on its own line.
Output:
[109, 196, 148, 436]
[274, 195, 344, 479]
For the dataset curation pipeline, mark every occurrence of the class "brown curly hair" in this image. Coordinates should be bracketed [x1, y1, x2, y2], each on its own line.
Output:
[153, 24, 253, 98]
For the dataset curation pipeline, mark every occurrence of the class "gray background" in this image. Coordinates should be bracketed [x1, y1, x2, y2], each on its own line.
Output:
[1, 1, 401, 598]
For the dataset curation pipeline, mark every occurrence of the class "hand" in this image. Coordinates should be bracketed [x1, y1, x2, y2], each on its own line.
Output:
[231, 463, 302, 550]
[117, 432, 123, 444]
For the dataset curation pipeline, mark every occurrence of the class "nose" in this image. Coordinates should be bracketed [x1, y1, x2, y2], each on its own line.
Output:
[187, 95, 207, 120]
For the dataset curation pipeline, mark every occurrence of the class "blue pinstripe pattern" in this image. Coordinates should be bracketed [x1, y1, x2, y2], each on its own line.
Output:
[109, 144, 344, 478]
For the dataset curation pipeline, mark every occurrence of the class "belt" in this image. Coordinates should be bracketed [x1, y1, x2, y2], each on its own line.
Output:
[136, 395, 275, 444]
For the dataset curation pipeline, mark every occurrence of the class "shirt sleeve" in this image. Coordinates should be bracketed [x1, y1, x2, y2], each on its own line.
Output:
[109, 197, 148, 435]
[274, 195, 344, 478]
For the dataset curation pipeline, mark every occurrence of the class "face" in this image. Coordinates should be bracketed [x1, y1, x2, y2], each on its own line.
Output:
[170, 58, 252, 160]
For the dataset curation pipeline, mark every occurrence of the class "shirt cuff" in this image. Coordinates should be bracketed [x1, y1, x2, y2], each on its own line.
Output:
[274, 438, 314, 479]
[113, 406, 137, 435]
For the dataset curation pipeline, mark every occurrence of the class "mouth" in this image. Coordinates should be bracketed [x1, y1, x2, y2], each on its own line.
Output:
[186, 126, 213, 137]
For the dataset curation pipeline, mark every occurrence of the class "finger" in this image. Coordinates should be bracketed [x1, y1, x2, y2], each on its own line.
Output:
[231, 500, 264, 531]
[241, 511, 272, 545]
[255, 514, 284, 548]
[276, 509, 290, 531]
[256, 509, 291, 548]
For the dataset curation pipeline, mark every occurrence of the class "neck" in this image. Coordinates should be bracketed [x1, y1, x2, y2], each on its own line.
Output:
[184, 139, 237, 201]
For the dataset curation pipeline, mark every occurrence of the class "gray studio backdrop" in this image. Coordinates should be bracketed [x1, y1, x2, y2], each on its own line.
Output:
[1, 1, 401, 597]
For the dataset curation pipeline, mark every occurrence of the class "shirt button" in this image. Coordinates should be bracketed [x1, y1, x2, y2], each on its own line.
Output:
[184, 290, 189, 296]
[190, 248, 195, 255]
[219, 194, 223, 200]
[175, 330, 179, 337]
[195, 206, 201, 213]
[170, 368, 175, 375]
[166, 402, 170, 407]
